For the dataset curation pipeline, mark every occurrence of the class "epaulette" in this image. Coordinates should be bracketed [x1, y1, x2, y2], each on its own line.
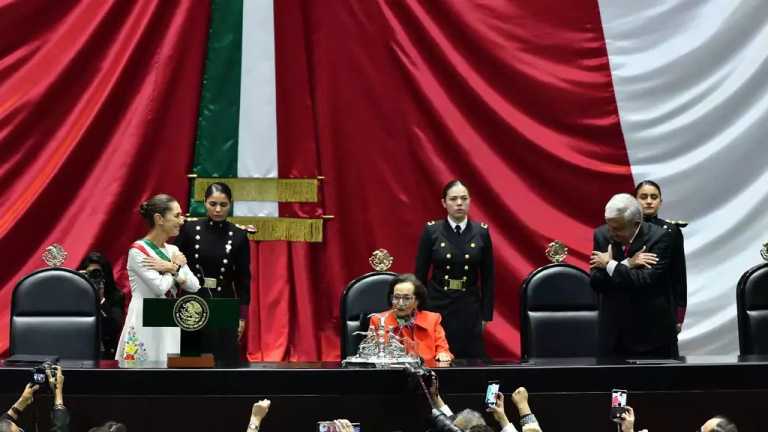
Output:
[664, 219, 688, 229]
[185, 219, 203, 230]
[480, 222, 488, 229]
[235, 223, 258, 233]
[427, 220, 436, 226]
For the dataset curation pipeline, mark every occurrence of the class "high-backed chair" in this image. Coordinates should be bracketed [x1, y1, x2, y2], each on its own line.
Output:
[10, 268, 100, 360]
[520, 263, 598, 361]
[737, 262, 768, 355]
[340, 271, 396, 359]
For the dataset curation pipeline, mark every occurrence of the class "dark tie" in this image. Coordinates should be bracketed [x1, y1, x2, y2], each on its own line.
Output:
[455, 225, 462, 236]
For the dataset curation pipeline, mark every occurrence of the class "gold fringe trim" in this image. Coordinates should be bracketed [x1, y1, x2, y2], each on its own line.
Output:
[192, 178, 318, 202]
[232, 216, 323, 242]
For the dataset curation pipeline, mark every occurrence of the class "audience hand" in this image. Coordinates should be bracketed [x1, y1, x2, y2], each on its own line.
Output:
[251, 399, 270, 421]
[428, 370, 439, 398]
[427, 370, 447, 409]
[16, 383, 39, 410]
[486, 392, 510, 428]
[247, 399, 270, 431]
[619, 406, 635, 432]
[332, 419, 355, 432]
[511, 387, 531, 416]
[46, 365, 65, 406]
[436, 352, 452, 362]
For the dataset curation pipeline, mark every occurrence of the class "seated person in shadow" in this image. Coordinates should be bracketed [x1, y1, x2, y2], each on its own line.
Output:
[369, 273, 453, 363]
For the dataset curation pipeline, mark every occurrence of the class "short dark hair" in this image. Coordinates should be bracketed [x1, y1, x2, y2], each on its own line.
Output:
[634, 180, 662, 197]
[713, 416, 738, 432]
[442, 180, 468, 199]
[138, 194, 178, 227]
[204, 182, 233, 201]
[387, 273, 428, 310]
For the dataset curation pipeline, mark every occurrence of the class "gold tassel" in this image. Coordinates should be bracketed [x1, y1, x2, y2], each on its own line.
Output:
[192, 178, 318, 202]
[230, 216, 324, 242]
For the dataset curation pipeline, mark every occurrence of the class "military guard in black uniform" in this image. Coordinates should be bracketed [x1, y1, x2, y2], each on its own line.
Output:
[635, 180, 687, 353]
[415, 180, 494, 359]
[175, 182, 251, 364]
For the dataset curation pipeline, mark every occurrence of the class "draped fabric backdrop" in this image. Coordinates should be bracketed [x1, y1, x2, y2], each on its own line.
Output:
[1, 0, 766, 359]
[0, 1, 210, 355]
[598, 0, 768, 354]
[206, 0, 631, 360]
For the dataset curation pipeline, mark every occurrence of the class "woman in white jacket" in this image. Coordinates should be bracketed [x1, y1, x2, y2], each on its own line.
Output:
[116, 194, 200, 362]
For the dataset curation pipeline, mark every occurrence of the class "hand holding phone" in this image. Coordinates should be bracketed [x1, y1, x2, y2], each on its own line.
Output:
[485, 380, 501, 408]
[610, 389, 628, 422]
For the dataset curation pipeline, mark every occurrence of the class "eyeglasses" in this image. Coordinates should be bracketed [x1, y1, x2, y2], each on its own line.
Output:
[392, 295, 415, 304]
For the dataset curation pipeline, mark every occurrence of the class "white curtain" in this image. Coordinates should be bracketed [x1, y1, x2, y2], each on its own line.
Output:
[598, 0, 768, 355]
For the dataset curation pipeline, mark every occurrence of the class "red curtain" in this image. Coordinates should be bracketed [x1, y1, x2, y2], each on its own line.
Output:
[0, 1, 210, 355]
[269, 0, 634, 360]
[1, 0, 635, 361]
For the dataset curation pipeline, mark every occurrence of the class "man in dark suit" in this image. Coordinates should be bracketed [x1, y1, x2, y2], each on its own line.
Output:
[590, 193, 677, 358]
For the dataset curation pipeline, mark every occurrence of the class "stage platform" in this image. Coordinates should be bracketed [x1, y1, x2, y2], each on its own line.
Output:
[0, 356, 765, 431]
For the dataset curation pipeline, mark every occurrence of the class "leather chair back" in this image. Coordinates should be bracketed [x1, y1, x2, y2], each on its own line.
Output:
[737, 263, 768, 355]
[340, 272, 396, 359]
[11, 268, 100, 360]
[520, 263, 598, 360]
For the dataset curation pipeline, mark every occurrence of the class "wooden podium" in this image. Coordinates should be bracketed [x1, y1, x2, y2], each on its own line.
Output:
[143, 297, 239, 368]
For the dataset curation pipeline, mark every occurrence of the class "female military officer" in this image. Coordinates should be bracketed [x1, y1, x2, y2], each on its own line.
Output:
[175, 182, 251, 364]
[415, 180, 494, 358]
[635, 180, 687, 337]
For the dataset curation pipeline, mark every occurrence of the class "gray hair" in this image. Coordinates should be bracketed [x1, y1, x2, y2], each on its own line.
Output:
[605, 193, 642, 224]
[454, 409, 486, 430]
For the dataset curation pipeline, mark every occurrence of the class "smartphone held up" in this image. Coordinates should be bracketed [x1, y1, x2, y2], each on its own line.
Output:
[610, 389, 628, 422]
[485, 380, 501, 408]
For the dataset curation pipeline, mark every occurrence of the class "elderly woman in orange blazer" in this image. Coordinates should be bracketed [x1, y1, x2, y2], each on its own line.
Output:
[369, 273, 453, 362]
